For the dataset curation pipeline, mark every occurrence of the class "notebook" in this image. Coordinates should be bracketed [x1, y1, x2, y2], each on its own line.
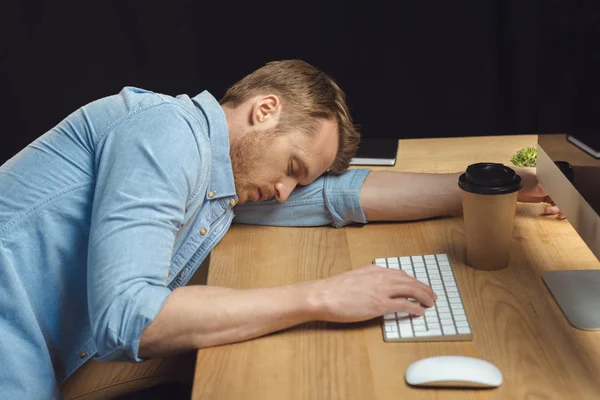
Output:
[350, 138, 399, 166]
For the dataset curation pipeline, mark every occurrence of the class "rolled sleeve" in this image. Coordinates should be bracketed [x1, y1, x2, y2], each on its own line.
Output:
[323, 168, 371, 227]
[88, 104, 201, 362]
[233, 168, 371, 228]
[97, 284, 171, 362]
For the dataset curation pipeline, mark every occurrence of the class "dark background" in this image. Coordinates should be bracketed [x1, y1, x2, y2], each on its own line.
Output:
[1, 0, 599, 165]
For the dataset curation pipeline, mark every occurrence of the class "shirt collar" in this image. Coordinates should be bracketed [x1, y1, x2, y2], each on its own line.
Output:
[190, 91, 237, 200]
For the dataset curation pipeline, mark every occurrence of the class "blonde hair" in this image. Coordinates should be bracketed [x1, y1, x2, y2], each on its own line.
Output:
[220, 60, 360, 175]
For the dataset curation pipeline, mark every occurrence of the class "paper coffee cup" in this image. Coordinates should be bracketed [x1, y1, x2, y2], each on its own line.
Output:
[458, 163, 522, 271]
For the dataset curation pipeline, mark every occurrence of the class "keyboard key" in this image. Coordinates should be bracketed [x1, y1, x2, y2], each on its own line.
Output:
[451, 303, 464, 312]
[415, 330, 442, 337]
[386, 331, 400, 339]
[458, 327, 471, 334]
[399, 326, 413, 338]
[442, 326, 457, 335]
[384, 321, 397, 329]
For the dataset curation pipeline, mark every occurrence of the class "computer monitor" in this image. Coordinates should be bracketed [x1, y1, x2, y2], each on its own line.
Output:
[536, 134, 600, 330]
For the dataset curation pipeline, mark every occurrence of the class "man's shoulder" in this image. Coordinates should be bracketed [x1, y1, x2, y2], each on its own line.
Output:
[80, 87, 210, 142]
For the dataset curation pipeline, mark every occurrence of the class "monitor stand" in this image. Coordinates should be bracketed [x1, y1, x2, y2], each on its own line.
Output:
[543, 270, 600, 330]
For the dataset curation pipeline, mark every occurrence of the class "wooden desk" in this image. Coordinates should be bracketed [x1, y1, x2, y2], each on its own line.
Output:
[192, 135, 600, 399]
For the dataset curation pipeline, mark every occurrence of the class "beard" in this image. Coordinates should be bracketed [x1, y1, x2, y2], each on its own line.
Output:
[229, 127, 278, 203]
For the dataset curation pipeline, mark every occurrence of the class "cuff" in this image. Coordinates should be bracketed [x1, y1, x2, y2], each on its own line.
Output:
[94, 285, 171, 362]
[323, 168, 371, 228]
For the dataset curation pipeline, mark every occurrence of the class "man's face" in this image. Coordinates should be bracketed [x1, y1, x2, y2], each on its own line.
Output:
[230, 118, 339, 205]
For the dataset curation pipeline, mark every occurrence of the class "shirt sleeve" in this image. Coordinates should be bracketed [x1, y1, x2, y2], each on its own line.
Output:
[233, 168, 371, 228]
[87, 104, 201, 362]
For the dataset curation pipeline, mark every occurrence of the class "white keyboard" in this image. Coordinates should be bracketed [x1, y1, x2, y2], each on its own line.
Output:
[374, 254, 473, 342]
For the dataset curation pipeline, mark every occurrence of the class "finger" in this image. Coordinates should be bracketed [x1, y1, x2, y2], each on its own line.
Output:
[389, 268, 408, 276]
[388, 282, 436, 307]
[374, 267, 436, 301]
[544, 205, 561, 215]
[386, 272, 437, 300]
[386, 298, 425, 316]
[558, 212, 567, 220]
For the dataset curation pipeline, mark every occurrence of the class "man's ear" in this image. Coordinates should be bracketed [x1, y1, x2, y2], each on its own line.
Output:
[250, 94, 281, 126]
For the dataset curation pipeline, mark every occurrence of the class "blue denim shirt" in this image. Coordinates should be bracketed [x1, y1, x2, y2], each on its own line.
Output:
[0, 87, 370, 398]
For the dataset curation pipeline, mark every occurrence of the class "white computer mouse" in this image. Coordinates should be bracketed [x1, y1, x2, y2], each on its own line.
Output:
[405, 355, 503, 388]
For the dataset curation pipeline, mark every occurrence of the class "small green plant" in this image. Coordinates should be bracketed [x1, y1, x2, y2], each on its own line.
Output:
[510, 146, 538, 167]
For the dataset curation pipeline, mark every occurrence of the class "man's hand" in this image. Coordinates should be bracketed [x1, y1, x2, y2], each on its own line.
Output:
[308, 264, 437, 323]
[516, 167, 566, 219]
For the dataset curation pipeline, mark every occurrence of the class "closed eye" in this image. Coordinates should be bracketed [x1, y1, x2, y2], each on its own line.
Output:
[288, 159, 298, 177]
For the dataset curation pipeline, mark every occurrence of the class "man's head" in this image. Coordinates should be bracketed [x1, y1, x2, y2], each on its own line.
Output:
[220, 60, 360, 205]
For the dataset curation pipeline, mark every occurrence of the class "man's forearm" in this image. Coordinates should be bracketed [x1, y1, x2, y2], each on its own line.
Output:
[360, 171, 463, 221]
[139, 283, 318, 358]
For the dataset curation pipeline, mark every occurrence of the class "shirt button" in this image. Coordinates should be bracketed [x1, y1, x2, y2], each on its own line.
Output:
[229, 199, 237, 207]
[208, 191, 215, 198]
[167, 272, 171, 278]
[200, 227, 207, 235]
[79, 351, 88, 359]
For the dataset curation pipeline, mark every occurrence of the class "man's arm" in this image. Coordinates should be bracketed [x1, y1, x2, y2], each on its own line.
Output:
[87, 104, 200, 362]
[233, 169, 463, 227]
[139, 265, 436, 358]
[360, 167, 563, 221]
[359, 171, 463, 221]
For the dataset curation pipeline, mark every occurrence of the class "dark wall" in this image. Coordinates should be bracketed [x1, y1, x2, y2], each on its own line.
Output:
[1, 1, 598, 164]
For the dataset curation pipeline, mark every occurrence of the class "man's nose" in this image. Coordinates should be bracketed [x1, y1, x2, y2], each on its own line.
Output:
[275, 179, 296, 202]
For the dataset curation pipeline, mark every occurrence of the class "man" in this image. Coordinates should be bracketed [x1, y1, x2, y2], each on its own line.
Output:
[0, 60, 561, 399]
